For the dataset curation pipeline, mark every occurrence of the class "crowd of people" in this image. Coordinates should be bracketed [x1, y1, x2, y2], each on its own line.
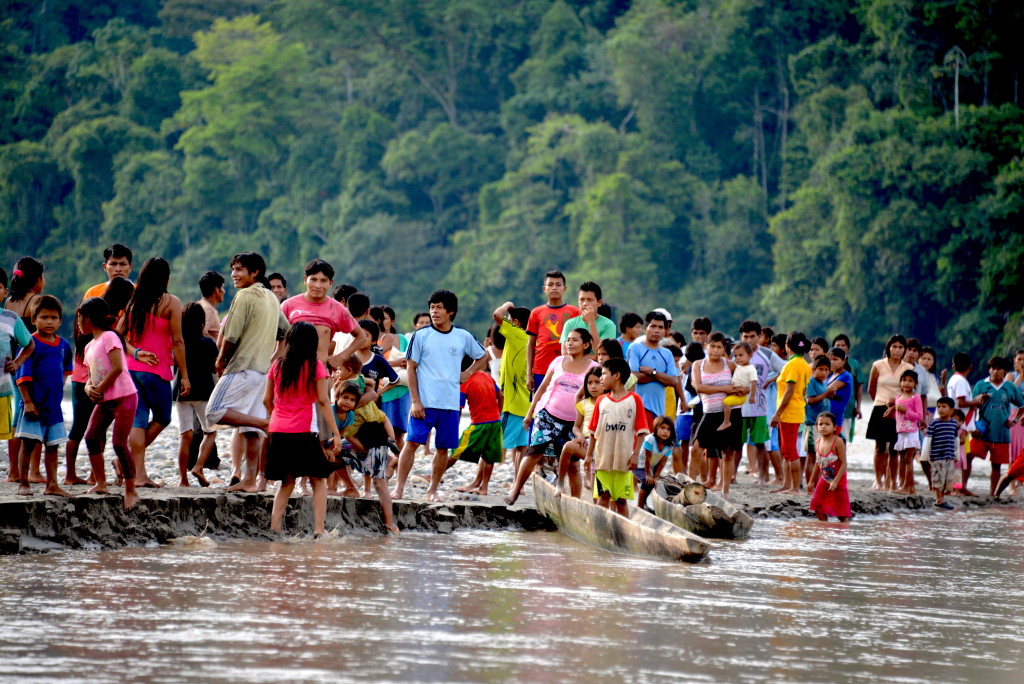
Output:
[2, 247, 1023, 535]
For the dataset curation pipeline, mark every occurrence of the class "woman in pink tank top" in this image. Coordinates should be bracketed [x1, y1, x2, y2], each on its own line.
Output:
[117, 257, 189, 488]
[505, 328, 598, 505]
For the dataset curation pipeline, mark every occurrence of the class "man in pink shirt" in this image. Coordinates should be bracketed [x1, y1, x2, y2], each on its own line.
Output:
[279, 259, 369, 498]
[279, 259, 369, 372]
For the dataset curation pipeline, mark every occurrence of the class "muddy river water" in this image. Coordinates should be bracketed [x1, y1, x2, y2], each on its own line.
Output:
[2, 503, 1023, 683]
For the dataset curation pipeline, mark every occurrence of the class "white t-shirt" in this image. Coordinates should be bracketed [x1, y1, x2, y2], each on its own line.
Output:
[946, 373, 975, 430]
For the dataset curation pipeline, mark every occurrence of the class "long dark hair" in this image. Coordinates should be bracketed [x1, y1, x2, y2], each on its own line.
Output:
[180, 302, 206, 345]
[124, 257, 170, 341]
[9, 257, 43, 302]
[786, 331, 810, 356]
[101, 276, 135, 317]
[78, 297, 124, 362]
[277, 321, 319, 394]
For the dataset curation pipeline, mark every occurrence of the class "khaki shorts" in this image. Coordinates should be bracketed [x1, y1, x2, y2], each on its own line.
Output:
[931, 459, 956, 494]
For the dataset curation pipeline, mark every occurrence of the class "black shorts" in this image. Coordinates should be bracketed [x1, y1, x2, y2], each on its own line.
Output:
[695, 411, 743, 458]
[866, 405, 897, 447]
[265, 432, 345, 481]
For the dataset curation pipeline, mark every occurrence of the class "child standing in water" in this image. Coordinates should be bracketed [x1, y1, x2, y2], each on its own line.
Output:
[264, 322, 344, 537]
[808, 412, 851, 522]
[80, 297, 140, 511]
[887, 370, 923, 494]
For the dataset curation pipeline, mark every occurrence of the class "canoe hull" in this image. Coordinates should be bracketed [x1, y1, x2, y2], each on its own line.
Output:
[531, 474, 709, 563]
[653, 477, 754, 540]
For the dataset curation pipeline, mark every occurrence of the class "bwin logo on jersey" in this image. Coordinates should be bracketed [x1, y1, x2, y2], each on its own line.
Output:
[605, 423, 628, 432]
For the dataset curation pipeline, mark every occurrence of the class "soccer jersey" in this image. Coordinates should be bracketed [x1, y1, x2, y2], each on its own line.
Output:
[527, 303, 580, 377]
[973, 378, 1024, 443]
[15, 333, 73, 426]
[498, 320, 530, 416]
[359, 352, 398, 389]
[588, 392, 650, 472]
[460, 371, 501, 424]
[407, 324, 486, 411]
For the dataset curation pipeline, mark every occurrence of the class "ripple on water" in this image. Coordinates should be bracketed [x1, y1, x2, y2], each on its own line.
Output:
[1, 508, 1023, 683]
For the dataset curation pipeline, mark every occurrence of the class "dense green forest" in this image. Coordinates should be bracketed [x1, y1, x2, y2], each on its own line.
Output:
[1, 0, 1022, 362]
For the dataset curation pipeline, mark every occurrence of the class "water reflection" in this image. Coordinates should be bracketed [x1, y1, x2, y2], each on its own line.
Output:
[1, 508, 1023, 683]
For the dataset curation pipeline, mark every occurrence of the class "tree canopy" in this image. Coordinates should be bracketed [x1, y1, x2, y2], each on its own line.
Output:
[2, 0, 1022, 362]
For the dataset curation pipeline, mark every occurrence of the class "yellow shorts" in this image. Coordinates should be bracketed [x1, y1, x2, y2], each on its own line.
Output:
[594, 469, 634, 501]
[722, 394, 746, 406]
[0, 394, 12, 440]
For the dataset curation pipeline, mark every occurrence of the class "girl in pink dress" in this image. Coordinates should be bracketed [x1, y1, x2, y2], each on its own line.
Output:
[809, 412, 852, 522]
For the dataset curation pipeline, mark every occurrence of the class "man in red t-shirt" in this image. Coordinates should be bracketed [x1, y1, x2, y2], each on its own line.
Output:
[526, 270, 580, 392]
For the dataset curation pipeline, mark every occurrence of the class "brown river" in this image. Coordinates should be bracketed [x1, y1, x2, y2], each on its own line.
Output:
[2, 504, 1023, 683]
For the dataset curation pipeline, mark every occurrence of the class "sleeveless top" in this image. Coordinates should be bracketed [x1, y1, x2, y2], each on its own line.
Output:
[126, 313, 174, 381]
[539, 355, 598, 421]
[816, 437, 841, 482]
[697, 359, 732, 413]
[872, 358, 913, 406]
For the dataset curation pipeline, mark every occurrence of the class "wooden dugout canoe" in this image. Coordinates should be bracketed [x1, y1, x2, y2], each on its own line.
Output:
[530, 474, 709, 563]
[652, 475, 754, 540]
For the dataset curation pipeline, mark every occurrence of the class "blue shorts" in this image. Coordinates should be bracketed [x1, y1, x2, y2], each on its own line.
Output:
[15, 417, 68, 446]
[407, 407, 460, 450]
[501, 411, 529, 449]
[130, 370, 172, 429]
[532, 374, 546, 396]
[769, 426, 780, 452]
[382, 392, 410, 433]
[675, 414, 693, 444]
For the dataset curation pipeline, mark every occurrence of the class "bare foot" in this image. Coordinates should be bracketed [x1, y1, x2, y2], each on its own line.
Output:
[86, 483, 109, 495]
[961, 488, 977, 497]
[717, 421, 731, 432]
[64, 475, 88, 486]
[425, 490, 445, 502]
[177, 479, 191, 487]
[769, 478, 784, 486]
[111, 459, 124, 486]
[389, 489, 403, 500]
[770, 486, 787, 494]
[871, 480, 882, 491]
[17, 484, 32, 496]
[226, 480, 259, 493]
[478, 487, 489, 496]
[504, 494, 518, 506]
[44, 485, 74, 498]
[781, 487, 801, 494]
[5, 474, 20, 482]
[86, 475, 96, 485]
[386, 523, 400, 535]
[124, 492, 140, 511]
[255, 476, 268, 493]
[190, 469, 210, 487]
[27, 473, 46, 483]
[137, 479, 162, 489]
[455, 484, 479, 493]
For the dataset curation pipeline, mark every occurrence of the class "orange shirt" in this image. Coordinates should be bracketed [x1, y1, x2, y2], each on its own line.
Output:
[83, 282, 108, 299]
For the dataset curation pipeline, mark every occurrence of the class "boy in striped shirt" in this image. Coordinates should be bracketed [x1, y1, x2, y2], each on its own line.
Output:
[926, 397, 959, 509]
